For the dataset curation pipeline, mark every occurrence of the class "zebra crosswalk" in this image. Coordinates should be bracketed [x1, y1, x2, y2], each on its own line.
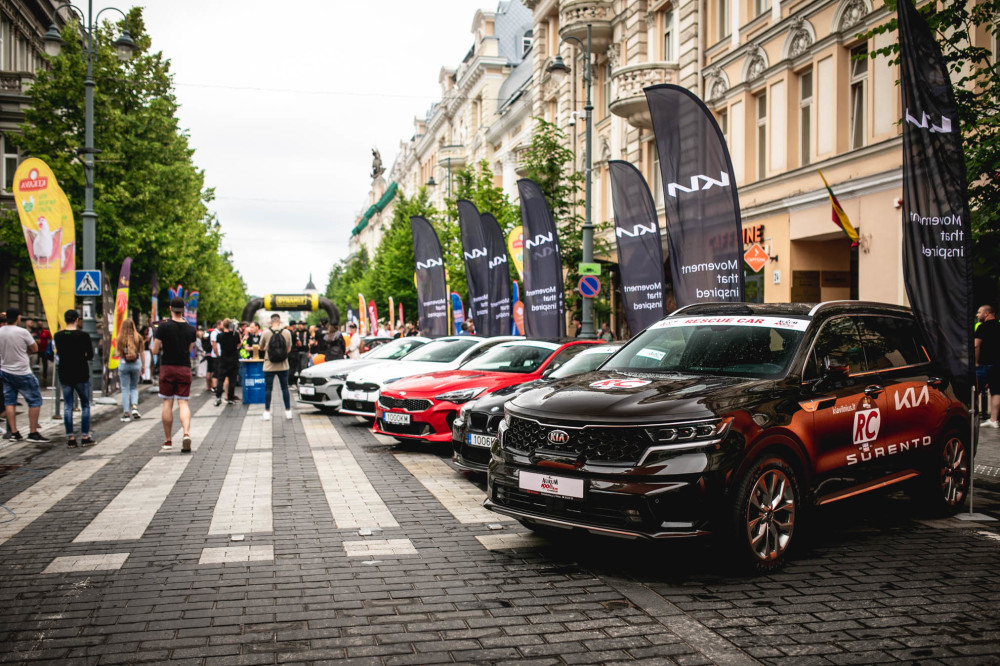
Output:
[0, 397, 540, 575]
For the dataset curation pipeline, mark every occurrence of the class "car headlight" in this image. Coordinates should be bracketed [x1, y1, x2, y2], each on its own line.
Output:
[503, 409, 512, 426]
[330, 373, 348, 381]
[433, 387, 488, 404]
[382, 377, 402, 386]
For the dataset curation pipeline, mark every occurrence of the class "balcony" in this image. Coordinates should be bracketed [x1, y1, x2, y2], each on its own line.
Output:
[438, 144, 468, 169]
[0, 72, 34, 96]
[559, 0, 613, 53]
[609, 61, 679, 129]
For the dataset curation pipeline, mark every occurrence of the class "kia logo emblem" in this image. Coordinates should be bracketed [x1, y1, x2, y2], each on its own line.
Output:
[547, 430, 570, 445]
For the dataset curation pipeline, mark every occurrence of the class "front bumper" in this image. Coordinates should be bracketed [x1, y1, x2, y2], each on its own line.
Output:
[372, 401, 457, 443]
[296, 380, 342, 409]
[452, 420, 496, 473]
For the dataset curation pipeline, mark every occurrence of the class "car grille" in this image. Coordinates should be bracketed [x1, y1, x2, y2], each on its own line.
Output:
[503, 417, 651, 465]
[380, 419, 432, 436]
[300, 376, 328, 386]
[299, 393, 324, 403]
[345, 381, 379, 392]
[469, 412, 504, 434]
[342, 400, 375, 413]
[457, 442, 491, 469]
[493, 483, 636, 529]
[379, 395, 432, 412]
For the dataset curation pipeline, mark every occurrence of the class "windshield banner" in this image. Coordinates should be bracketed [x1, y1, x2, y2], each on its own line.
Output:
[482, 211, 512, 337]
[645, 84, 744, 308]
[897, 0, 973, 397]
[457, 200, 491, 336]
[516, 178, 565, 338]
[410, 215, 449, 338]
[609, 160, 666, 335]
[652, 315, 810, 331]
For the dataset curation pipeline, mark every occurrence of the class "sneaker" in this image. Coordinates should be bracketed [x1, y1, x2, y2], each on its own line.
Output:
[67, 438, 78, 448]
[285, 409, 293, 420]
[3, 431, 21, 441]
[214, 398, 222, 406]
[161, 441, 173, 451]
[226, 400, 236, 405]
[181, 435, 192, 453]
[26, 432, 50, 443]
[81, 436, 94, 447]
[262, 411, 271, 421]
[985, 420, 1000, 429]
[131, 408, 141, 420]
[120, 413, 132, 422]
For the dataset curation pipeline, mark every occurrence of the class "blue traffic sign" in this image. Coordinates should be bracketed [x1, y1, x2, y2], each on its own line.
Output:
[578, 275, 601, 298]
[75, 270, 101, 296]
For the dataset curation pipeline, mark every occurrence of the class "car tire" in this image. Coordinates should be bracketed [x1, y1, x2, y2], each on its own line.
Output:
[729, 455, 802, 574]
[912, 429, 969, 515]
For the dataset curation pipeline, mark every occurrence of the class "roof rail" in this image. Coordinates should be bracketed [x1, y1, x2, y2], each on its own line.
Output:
[808, 300, 860, 316]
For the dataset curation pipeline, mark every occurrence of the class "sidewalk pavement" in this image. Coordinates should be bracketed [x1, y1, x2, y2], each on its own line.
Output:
[976, 418, 1000, 489]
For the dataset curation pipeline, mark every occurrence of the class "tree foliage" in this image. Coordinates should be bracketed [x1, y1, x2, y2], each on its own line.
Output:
[866, 0, 1000, 290]
[0, 8, 246, 323]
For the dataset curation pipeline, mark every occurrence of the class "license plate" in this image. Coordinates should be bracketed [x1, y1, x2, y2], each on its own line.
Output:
[299, 385, 315, 396]
[343, 389, 368, 401]
[468, 433, 494, 448]
[519, 471, 584, 499]
[384, 412, 410, 425]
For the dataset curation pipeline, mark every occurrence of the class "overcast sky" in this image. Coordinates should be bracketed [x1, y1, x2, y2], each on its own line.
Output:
[77, 1, 489, 297]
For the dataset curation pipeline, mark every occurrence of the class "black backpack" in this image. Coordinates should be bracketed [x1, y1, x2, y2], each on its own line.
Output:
[266, 329, 288, 363]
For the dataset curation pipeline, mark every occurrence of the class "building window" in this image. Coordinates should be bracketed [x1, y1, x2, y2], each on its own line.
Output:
[663, 10, 674, 60]
[0, 18, 10, 71]
[849, 45, 868, 150]
[603, 62, 612, 117]
[756, 92, 767, 179]
[522, 30, 533, 57]
[3, 134, 19, 191]
[718, 0, 730, 40]
[755, 0, 769, 17]
[799, 69, 813, 166]
[718, 108, 728, 137]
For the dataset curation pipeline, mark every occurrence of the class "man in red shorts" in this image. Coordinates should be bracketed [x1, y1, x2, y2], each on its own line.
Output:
[150, 297, 197, 452]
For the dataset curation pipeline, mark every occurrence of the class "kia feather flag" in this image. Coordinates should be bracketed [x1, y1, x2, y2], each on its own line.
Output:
[107, 258, 131, 371]
[645, 84, 744, 307]
[151, 272, 159, 323]
[898, 0, 974, 396]
[516, 179, 565, 338]
[358, 294, 367, 335]
[457, 200, 491, 336]
[451, 292, 466, 334]
[368, 300, 378, 333]
[609, 161, 666, 334]
[482, 212, 512, 337]
[818, 170, 860, 247]
[14, 158, 64, 333]
[389, 297, 395, 328]
[55, 186, 75, 329]
[410, 216, 449, 338]
[398, 302, 403, 328]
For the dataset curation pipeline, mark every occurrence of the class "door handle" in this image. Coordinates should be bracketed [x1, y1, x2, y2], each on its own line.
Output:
[864, 384, 884, 397]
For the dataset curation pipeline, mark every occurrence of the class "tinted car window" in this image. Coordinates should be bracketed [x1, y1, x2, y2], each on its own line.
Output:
[805, 317, 867, 379]
[404, 339, 477, 363]
[856, 316, 928, 369]
[548, 346, 618, 378]
[366, 338, 426, 360]
[463, 343, 556, 373]
[543, 345, 590, 373]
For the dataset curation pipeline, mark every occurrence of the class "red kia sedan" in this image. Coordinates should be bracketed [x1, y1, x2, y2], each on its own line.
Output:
[373, 339, 599, 443]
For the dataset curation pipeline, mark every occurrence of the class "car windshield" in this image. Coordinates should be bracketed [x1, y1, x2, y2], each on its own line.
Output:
[548, 346, 619, 379]
[365, 338, 426, 360]
[402, 338, 478, 363]
[602, 316, 808, 378]
[462, 343, 556, 373]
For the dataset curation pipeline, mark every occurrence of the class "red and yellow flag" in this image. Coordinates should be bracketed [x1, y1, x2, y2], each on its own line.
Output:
[818, 170, 859, 247]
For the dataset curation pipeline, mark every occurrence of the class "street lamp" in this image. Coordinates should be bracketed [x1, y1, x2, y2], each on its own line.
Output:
[43, 2, 136, 391]
[547, 24, 595, 340]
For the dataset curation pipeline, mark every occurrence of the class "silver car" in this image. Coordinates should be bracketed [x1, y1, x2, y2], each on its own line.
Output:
[296, 336, 429, 413]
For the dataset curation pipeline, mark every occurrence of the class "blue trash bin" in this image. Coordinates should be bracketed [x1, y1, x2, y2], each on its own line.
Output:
[240, 360, 266, 404]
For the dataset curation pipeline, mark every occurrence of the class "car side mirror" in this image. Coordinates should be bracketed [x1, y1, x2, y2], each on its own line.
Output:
[821, 356, 850, 379]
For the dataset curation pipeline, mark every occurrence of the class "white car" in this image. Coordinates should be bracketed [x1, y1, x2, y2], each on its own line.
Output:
[296, 336, 429, 412]
[339, 335, 521, 417]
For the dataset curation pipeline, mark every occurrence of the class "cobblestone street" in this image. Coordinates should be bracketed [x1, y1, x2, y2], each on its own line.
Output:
[1, 390, 1000, 664]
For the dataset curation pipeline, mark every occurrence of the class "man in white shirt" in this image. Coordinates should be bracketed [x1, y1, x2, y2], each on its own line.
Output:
[0, 308, 49, 442]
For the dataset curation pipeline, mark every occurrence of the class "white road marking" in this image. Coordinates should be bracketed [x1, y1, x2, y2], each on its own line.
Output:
[476, 533, 547, 550]
[80, 410, 162, 457]
[0, 459, 110, 546]
[199, 545, 274, 564]
[300, 414, 398, 528]
[394, 452, 513, 524]
[342, 538, 417, 557]
[208, 406, 272, 535]
[42, 553, 129, 573]
[74, 401, 220, 542]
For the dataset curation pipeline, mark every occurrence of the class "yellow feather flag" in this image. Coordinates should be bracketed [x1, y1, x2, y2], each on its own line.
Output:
[55, 186, 75, 330]
[13, 158, 64, 333]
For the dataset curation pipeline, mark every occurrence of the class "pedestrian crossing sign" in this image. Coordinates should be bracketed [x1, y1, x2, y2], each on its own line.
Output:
[75, 270, 101, 296]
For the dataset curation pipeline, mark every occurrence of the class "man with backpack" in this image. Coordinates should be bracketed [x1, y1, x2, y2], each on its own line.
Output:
[260, 313, 293, 421]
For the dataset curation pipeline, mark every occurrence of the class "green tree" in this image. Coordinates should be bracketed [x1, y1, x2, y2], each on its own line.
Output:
[521, 118, 612, 321]
[866, 0, 1000, 292]
[0, 9, 245, 324]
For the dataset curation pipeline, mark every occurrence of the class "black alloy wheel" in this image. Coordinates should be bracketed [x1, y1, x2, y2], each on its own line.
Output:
[914, 429, 969, 514]
[731, 455, 801, 573]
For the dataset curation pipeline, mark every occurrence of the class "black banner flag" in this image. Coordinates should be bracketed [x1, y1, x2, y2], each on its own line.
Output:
[645, 84, 744, 307]
[482, 211, 512, 337]
[516, 179, 565, 338]
[609, 160, 666, 334]
[898, 0, 973, 396]
[410, 216, 449, 338]
[457, 200, 491, 336]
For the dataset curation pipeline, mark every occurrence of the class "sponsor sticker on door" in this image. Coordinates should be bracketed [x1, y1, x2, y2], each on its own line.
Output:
[853, 408, 881, 446]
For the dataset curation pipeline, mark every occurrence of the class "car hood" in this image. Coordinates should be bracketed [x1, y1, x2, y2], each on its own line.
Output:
[468, 379, 547, 413]
[347, 359, 462, 386]
[508, 370, 771, 423]
[383, 369, 523, 396]
[300, 356, 392, 379]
